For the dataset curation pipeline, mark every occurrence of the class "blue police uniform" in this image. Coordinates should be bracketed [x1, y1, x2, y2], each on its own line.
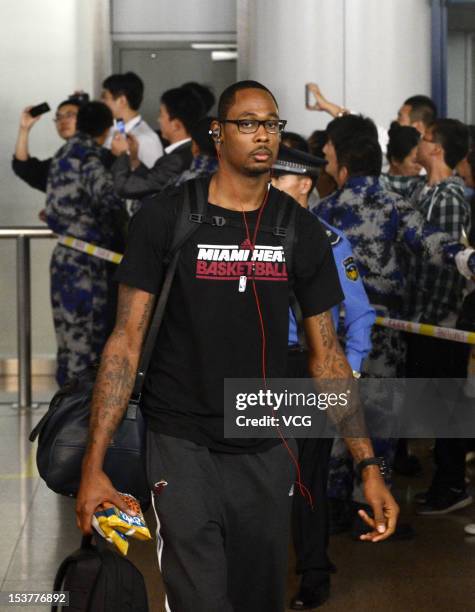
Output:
[288, 218, 374, 371]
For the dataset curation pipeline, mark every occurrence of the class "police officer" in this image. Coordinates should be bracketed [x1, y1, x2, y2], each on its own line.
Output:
[46, 101, 127, 385]
[272, 144, 375, 610]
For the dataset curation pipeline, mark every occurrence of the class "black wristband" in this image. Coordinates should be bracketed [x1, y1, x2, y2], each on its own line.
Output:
[355, 457, 388, 483]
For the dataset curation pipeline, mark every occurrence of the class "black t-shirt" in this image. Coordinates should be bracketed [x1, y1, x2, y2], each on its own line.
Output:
[116, 182, 343, 453]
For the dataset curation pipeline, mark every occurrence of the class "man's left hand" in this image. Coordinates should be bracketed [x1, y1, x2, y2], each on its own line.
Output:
[359, 467, 399, 542]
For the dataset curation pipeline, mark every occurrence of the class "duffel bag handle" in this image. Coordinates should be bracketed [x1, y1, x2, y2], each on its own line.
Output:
[29, 410, 51, 442]
[31, 392, 140, 443]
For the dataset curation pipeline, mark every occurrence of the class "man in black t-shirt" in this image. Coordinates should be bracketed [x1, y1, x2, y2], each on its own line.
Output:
[77, 81, 399, 612]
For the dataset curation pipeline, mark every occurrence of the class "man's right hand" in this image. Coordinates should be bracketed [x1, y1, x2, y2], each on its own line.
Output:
[76, 468, 135, 535]
[19, 106, 41, 131]
[306, 83, 348, 118]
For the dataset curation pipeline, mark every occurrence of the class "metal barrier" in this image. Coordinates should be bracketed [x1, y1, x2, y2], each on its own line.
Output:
[0, 227, 55, 409]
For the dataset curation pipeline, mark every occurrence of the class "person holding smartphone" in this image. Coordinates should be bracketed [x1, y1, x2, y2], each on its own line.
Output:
[12, 98, 83, 193]
[101, 71, 163, 169]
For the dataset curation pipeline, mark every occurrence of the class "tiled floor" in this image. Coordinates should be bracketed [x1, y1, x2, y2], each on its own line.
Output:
[0, 377, 474, 612]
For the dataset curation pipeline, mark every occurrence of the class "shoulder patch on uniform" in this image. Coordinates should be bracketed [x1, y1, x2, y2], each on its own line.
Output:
[325, 228, 342, 247]
[342, 256, 359, 281]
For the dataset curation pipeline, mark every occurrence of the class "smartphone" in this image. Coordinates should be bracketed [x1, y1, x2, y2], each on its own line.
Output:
[29, 102, 51, 118]
[305, 84, 313, 110]
[115, 118, 126, 135]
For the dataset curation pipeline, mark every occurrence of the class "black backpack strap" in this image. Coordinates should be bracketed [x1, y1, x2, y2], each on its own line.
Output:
[274, 190, 302, 343]
[130, 249, 180, 401]
[282, 203, 297, 283]
[131, 179, 208, 401]
[168, 178, 208, 258]
[272, 190, 298, 282]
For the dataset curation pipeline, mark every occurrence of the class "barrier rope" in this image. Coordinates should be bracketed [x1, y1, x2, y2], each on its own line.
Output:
[58, 235, 123, 265]
[375, 316, 475, 346]
[59, 235, 475, 345]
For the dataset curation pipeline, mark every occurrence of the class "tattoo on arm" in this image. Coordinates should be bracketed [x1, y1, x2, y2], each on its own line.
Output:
[86, 289, 155, 459]
[307, 312, 350, 379]
[89, 354, 136, 441]
[137, 294, 153, 333]
[343, 437, 374, 463]
[305, 311, 372, 453]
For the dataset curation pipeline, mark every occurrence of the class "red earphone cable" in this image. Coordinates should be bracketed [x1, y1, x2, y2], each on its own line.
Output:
[215, 144, 314, 509]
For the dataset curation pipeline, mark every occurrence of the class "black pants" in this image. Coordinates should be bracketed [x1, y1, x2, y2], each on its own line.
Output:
[146, 431, 296, 612]
[292, 438, 334, 575]
[287, 349, 334, 577]
[405, 332, 470, 491]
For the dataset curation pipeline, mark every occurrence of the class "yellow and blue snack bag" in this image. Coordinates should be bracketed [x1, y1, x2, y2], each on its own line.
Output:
[92, 493, 151, 555]
[101, 493, 152, 541]
[92, 511, 129, 556]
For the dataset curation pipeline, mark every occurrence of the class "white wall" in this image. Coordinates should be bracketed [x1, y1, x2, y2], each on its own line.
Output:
[112, 0, 236, 40]
[240, 0, 432, 137]
[0, 0, 110, 361]
[448, 31, 474, 123]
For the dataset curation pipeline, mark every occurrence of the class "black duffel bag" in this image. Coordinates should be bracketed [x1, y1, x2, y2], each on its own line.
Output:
[29, 368, 149, 508]
[29, 230, 189, 508]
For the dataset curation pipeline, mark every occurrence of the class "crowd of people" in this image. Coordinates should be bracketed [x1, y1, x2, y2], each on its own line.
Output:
[11, 73, 475, 611]
[12, 73, 218, 385]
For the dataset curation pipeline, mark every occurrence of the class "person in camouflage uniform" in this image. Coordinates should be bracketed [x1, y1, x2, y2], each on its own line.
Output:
[314, 115, 467, 529]
[46, 102, 127, 386]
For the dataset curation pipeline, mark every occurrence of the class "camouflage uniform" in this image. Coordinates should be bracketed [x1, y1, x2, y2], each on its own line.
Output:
[46, 133, 127, 386]
[173, 154, 218, 187]
[316, 175, 461, 501]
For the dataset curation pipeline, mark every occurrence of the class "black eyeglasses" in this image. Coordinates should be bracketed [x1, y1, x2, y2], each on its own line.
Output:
[220, 118, 287, 134]
[53, 111, 78, 122]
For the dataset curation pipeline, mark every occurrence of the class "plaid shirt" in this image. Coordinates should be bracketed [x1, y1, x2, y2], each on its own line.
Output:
[381, 174, 469, 324]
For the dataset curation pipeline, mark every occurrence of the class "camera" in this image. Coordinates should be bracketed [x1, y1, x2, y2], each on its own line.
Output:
[68, 92, 90, 105]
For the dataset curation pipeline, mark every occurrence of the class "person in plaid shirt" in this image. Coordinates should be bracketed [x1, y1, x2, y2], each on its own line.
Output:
[381, 119, 470, 326]
[381, 119, 473, 516]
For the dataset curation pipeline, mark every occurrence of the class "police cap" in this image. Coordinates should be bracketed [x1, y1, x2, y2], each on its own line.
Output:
[272, 144, 326, 177]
